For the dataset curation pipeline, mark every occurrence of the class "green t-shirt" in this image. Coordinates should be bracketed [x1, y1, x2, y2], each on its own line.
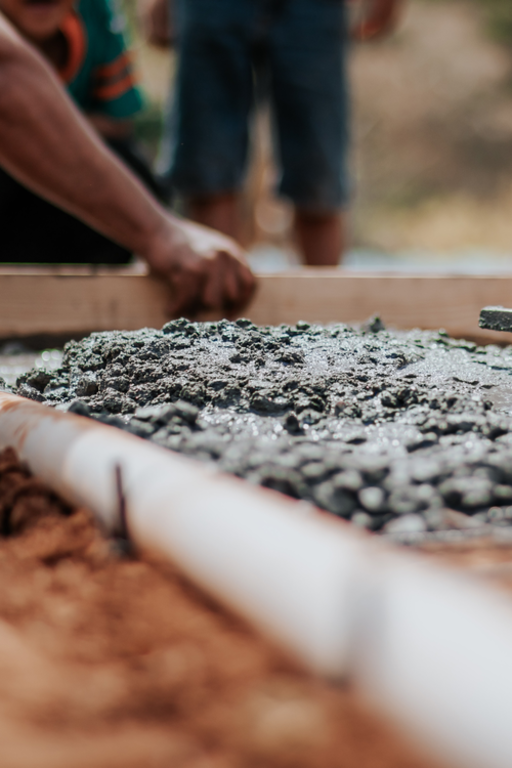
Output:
[59, 0, 143, 119]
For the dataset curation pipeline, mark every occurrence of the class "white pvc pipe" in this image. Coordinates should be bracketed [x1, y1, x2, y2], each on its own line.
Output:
[5, 392, 512, 768]
[0, 392, 370, 677]
[356, 552, 512, 768]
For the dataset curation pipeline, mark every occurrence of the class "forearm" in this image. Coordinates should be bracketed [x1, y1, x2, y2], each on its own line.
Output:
[0, 15, 168, 257]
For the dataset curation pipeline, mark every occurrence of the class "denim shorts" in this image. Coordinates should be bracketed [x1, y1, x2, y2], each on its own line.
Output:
[160, 0, 350, 211]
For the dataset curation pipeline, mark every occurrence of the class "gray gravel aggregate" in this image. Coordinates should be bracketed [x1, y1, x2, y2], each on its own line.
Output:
[9, 317, 512, 539]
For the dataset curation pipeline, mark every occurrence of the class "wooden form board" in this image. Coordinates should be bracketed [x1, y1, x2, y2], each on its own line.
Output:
[1, 267, 512, 345]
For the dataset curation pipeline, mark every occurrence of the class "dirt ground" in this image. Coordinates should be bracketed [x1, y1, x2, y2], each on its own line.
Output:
[2, 440, 512, 768]
[419, 536, 512, 593]
[0, 448, 444, 768]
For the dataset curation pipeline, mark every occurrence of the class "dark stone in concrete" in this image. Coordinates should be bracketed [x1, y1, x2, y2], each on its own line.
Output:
[479, 306, 512, 333]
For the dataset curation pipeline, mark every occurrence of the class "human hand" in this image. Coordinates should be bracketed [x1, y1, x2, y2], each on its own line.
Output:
[351, 0, 403, 42]
[143, 215, 257, 318]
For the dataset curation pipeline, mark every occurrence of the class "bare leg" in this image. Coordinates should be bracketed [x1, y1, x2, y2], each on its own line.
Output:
[187, 193, 240, 241]
[294, 209, 345, 266]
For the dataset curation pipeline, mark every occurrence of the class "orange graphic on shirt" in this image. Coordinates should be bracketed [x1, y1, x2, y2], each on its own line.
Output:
[58, 12, 87, 84]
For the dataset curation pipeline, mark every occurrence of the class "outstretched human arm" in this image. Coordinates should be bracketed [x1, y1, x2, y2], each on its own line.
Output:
[0, 12, 255, 316]
[351, 0, 404, 42]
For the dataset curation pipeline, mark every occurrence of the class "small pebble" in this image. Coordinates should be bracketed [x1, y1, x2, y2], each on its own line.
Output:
[383, 514, 427, 535]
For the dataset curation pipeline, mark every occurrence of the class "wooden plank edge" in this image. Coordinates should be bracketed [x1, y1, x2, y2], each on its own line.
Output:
[0, 271, 512, 345]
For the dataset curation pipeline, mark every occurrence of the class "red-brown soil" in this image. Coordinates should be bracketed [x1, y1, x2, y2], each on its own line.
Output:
[419, 536, 512, 594]
[0, 448, 442, 768]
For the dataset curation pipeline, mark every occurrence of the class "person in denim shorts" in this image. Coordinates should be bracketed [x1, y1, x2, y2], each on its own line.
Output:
[148, 0, 401, 265]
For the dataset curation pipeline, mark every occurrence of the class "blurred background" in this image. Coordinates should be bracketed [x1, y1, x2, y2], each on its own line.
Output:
[125, 0, 512, 272]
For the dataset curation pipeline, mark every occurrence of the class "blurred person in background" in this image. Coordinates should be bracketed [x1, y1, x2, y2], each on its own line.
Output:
[145, 0, 402, 266]
[0, 8, 254, 315]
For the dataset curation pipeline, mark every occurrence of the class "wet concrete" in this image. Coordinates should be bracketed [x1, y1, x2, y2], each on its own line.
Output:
[10, 318, 512, 538]
[0, 348, 62, 388]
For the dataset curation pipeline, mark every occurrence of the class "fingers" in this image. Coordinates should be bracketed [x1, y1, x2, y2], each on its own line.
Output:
[166, 263, 206, 318]
[224, 260, 257, 318]
[236, 259, 257, 308]
[201, 251, 257, 316]
[202, 251, 228, 311]
[151, 218, 256, 318]
[222, 258, 240, 307]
